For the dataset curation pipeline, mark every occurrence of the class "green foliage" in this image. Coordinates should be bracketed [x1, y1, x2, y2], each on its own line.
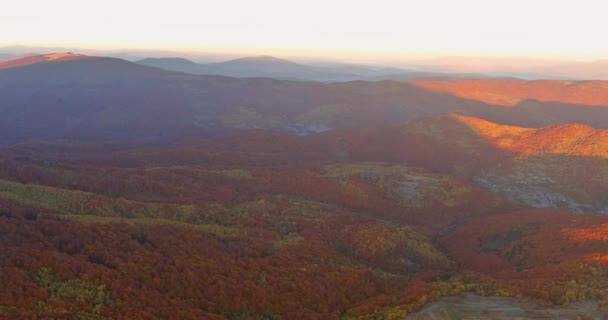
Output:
[431, 275, 519, 299]
[62, 215, 238, 238]
[257, 271, 267, 287]
[273, 232, 305, 252]
[32, 268, 111, 313]
[229, 199, 277, 218]
[0, 179, 238, 237]
[357, 305, 409, 320]
[272, 195, 335, 218]
[337, 223, 454, 274]
[542, 266, 608, 306]
[145, 166, 252, 180]
[224, 309, 279, 320]
[324, 162, 472, 208]
[215, 168, 253, 179]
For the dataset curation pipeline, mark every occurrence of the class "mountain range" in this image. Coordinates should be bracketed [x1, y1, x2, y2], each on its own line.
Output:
[1, 52, 608, 319]
[6, 45, 608, 80]
[136, 55, 506, 82]
[3, 53, 608, 145]
[137, 55, 360, 81]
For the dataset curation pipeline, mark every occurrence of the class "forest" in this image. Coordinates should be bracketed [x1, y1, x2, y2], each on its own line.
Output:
[1, 113, 607, 319]
[1, 53, 608, 319]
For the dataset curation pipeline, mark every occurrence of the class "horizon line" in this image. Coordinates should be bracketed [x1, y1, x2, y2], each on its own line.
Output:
[2, 42, 607, 63]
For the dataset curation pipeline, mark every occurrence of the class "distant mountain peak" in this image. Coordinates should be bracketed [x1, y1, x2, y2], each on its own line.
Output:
[138, 57, 196, 63]
[0, 52, 93, 70]
[42, 52, 87, 61]
[224, 55, 295, 64]
[237, 55, 282, 60]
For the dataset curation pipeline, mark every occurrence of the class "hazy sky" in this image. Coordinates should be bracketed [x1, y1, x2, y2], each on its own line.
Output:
[1, 0, 606, 60]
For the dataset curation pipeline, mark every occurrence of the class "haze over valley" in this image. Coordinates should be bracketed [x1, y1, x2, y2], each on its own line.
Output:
[2, 1, 608, 319]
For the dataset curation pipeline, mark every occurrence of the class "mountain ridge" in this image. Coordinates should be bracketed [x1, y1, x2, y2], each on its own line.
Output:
[135, 54, 509, 82]
[0, 52, 93, 70]
[3, 53, 608, 145]
[136, 54, 357, 81]
[413, 79, 608, 107]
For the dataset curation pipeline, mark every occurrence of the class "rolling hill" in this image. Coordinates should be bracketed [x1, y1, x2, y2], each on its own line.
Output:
[1, 111, 608, 318]
[5, 53, 608, 146]
[6, 110, 602, 215]
[137, 55, 360, 81]
[0, 90, 607, 319]
[452, 114, 608, 158]
[137, 55, 507, 82]
[0, 52, 94, 70]
[319, 114, 608, 213]
[412, 79, 608, 107]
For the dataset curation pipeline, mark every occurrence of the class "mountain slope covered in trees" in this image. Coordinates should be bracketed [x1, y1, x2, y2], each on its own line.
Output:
[1, 53, 608, 319]
[3, 54, 608, 144]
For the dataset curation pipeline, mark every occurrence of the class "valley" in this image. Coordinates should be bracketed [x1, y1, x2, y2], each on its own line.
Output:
[0, 53, 607, 319]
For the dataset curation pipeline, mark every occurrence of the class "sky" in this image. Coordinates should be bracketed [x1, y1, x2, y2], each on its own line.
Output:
[1, 0, 607, 62]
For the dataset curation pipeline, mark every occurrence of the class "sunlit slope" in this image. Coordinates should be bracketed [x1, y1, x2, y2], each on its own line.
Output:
[413, 80, 608, 107]
[319, 114, 608, 213]
[0, 112, 608, 317]
[7, 111, 605, 213]
[0, 52, 94, 70]
[452, 114, 608, 159]
[448, 114, 608, 213]
[5, 54, 608, 144]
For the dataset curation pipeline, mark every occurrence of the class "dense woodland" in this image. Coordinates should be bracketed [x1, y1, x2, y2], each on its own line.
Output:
[0, 113, 608, 319]
[1, 55, 608, 319]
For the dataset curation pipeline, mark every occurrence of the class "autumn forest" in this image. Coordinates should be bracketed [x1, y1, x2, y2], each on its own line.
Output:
[0, 53, 607, 319]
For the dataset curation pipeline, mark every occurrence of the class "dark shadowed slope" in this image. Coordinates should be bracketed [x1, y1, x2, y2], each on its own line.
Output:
[137, 55, 508, 82]
[4, 53, 608, 144]
[136, 57, 203, 74]
[137, 55, 359, 81]
[94, 113, 608, 214]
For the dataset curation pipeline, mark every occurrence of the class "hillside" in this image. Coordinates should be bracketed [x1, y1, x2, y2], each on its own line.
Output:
[413, 79, 608, 107]
[0, 54, 608, 318]
[444, 115, 608, 213]
[137, 55, 359, 81]
[137, 55, 509, 82]
[5, 112, 606, 215]
[5, 1, 608, 318]
[453, 114, 608, 158]
[4, 54, 608, 145]
[136, 57, 203, 73]
[0, 52, 93, 69]
[0, 110, 607, 318]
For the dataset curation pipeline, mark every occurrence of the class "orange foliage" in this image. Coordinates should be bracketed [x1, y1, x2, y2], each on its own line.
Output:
[413, 80, 608, 107]
[563, 224, 608, 241]
[1, 114, 608, 317]
[453, 114, 608, 159]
